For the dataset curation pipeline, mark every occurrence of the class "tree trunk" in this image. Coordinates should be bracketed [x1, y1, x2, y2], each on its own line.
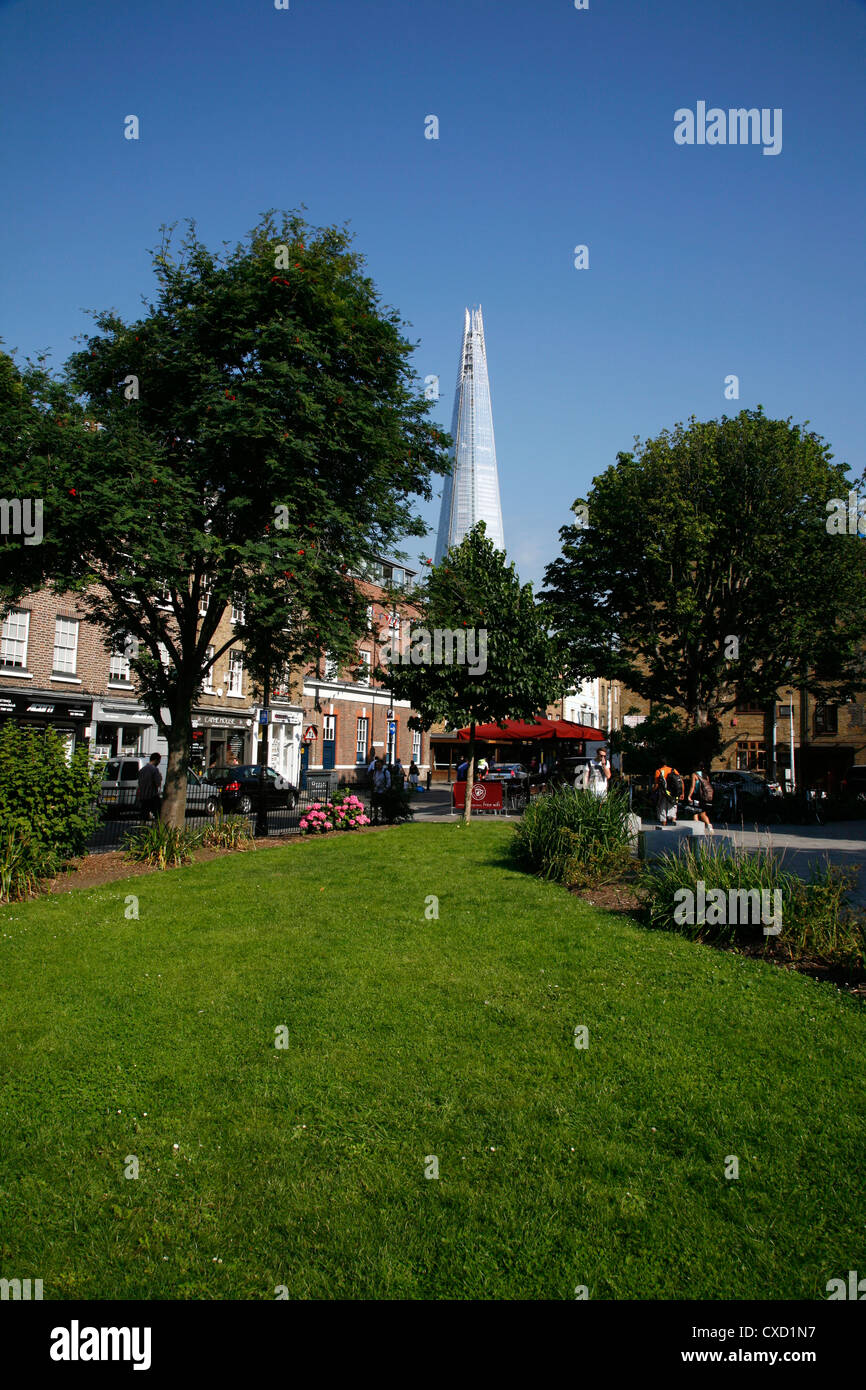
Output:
[161, 703, 192, 828]
[462, 722, 476, 825]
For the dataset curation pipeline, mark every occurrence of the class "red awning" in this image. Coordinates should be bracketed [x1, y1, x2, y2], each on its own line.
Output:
[454, 718, 605, 742]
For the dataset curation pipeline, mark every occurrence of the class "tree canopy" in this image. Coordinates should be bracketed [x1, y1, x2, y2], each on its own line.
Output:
[542, 409, 866, 729]
[381, 524, 566, 820]
[0, 212, 451, 821]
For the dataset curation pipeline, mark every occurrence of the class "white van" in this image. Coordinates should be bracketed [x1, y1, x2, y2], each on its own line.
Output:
[97, 756, 219, 818]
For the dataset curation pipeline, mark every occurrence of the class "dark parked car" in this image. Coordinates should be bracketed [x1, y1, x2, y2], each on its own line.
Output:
[711, 770, 782, 800]
[206, 764, 298, 815]
[841, 766, 866, 803]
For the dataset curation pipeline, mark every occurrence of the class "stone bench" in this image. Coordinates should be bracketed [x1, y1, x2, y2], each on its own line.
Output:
[638, 822, 706, 860]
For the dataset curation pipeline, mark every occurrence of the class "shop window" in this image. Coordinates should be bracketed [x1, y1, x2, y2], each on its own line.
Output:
[1, 609, 30, 668]
[53, 617, 79, 675]
[227, 650, 244, 696]
[119, 725, 142, 756]
[356, 717, 369, 764]
[736, 740, 766, 772]
[814, 703, 838, 735]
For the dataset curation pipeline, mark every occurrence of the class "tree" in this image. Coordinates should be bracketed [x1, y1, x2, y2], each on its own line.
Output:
[0, 214, 450, 824]
[381, 524, 566, 822]
[542, 409, 866, 742]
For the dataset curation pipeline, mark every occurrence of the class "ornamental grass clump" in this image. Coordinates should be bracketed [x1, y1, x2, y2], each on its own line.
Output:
[639, 841, 865, 972]
[123, 822, 199, 869]
[300, 795, 370, 835]
[510, 785, 632, 889]
[0, 828, 59, 903]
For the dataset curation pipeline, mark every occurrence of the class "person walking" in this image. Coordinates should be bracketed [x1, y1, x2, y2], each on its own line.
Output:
[588, 748, 611, 797]
[686, 764, 714, 835]
[370, 757, 391, 824]
[653, 762, 684, 826]
[137, 753, 163, 823]
[456, 756, 469, 782]
[408, 760, 421, 791]
[393, 758, 406, 790]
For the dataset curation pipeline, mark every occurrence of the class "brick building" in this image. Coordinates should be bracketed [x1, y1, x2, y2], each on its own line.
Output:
[300, 556, 429, 784]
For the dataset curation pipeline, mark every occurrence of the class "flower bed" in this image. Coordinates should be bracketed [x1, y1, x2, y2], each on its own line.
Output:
[300, 794, 370, 835]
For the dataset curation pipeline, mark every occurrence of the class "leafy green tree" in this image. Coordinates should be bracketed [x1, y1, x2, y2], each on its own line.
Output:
[381, 524, 566, 822]
[0, 214, 449, 824]
[542, 409, 866, 740]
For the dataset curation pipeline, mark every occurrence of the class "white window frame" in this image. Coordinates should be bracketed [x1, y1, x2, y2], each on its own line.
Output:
[53, 617, 79, 675]
[198, 581, 212, 618]
[227, 648, 244, 696]
[412, 728, 421, 762]
[202, 646, 215, 694]
[356, 716, 369, 762]
[109, 636, 137, 683]
[358, 650, 371, 686]
[0, 608, 30, 669]
[324, 651, 339, 680]
[323, 714, 336, 741]
[231, 599, 245, 625]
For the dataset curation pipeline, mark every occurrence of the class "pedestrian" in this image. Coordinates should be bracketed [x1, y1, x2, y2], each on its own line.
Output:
[367, 751, 377, 781]
[393, 758, 405, 789]
[456, 756, 469, 782]
[477, 756, 489, 780]
[653, 761, 684, 826]
[588, 748, 611, 798]
[408, 760, 421, 791]
[137, 752, 163, 823]
[370, 757, 391, 824]
[686, 764, 714, 835]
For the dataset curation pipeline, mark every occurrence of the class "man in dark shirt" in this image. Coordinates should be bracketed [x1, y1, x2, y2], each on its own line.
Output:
[137, 754, 163, 822]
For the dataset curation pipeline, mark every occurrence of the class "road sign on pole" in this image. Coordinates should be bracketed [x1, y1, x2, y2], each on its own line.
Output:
[259, 709, 269, 725]
[304, 724, 318, 743]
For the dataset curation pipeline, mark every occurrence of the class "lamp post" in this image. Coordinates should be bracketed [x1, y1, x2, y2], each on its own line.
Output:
[787, 689, 796, 793]
[255, 663, 271, 838]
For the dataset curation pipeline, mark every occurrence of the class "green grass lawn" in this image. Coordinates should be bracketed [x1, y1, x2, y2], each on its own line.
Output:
[1, 821, 864, 1300]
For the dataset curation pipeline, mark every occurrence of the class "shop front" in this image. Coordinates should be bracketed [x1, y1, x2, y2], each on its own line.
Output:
[0, 689, 93, 761]
[190, 710, 254, 771]
[252, 706, 303, 785]
[90, 699, 159, 761]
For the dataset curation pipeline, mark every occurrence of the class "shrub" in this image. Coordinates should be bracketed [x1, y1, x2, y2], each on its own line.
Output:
[0, 724, 101, 861]
[639, 842, 865, 971]
[0, 827, 59, 903]
[123, 822, 198, 869]
[375, 784, 413, 825]
[300, 795, 370, 835]
[511, 785, 632, 888]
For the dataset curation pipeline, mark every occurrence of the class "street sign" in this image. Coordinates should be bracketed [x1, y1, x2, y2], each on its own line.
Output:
[304, 724, 318, 742]
[259, 709, 269, 725]
[388, 720, 397, 736]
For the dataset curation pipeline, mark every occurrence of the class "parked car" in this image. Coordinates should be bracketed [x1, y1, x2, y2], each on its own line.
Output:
[484, 762, 529, 785]
[550, 757, 593, 788]
[840, 766, 866, 803]
[98, 757, 220, 818]
[206, 764, 299, 815]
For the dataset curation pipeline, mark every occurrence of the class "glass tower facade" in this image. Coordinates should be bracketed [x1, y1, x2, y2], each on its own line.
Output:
[434, 306, 505, 563]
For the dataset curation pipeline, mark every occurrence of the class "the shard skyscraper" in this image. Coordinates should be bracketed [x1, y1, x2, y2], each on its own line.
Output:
[434, 305, 505, 563]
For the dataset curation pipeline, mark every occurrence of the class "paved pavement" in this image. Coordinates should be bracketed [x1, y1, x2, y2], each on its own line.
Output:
[710, 820, 866, 908]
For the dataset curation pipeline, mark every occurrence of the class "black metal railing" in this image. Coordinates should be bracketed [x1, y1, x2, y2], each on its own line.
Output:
[86, 773, 369, 853]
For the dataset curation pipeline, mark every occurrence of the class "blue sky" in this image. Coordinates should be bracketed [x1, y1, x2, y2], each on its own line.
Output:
[1, 0, 864, 585]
